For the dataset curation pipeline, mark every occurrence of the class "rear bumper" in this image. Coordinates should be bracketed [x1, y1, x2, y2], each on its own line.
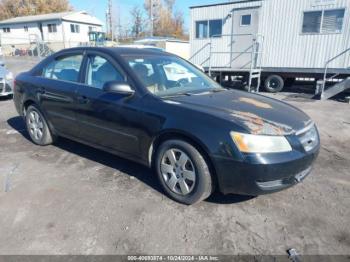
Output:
[212, 145, 320, 196]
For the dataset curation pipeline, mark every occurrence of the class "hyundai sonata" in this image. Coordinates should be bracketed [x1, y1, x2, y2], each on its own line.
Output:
[13, 47, 320, 204]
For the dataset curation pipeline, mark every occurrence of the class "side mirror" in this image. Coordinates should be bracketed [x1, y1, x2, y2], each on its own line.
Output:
[103, 81, 135, 96]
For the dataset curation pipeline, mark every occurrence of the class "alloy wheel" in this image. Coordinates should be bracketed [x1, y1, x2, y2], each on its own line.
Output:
[160, 148, 196, 195]
[28, 110, 44, 141]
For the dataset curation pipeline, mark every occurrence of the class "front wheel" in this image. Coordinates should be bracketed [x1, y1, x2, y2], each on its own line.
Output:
[155, 140, 213, 205]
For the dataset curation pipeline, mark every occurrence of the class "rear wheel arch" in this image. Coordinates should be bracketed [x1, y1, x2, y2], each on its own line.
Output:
[149, 131, 218, 189]
[23, 99, 57, 137]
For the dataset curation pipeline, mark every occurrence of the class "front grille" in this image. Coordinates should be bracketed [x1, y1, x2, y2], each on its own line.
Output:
[5, 84, 12, 92]
[297, 124, 319, 152]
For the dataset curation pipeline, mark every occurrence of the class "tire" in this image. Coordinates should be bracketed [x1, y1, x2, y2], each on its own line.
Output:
[25, 105, 55, 146]
[155, 139, 213, 205]
[264, 75, 284, 93]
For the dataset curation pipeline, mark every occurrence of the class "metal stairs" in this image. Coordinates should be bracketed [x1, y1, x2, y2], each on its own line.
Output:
[207, 33, 264, 92]
[315, 48, 350, 100]
[248, 68, 262, 92]
[316, 77, 350, 100]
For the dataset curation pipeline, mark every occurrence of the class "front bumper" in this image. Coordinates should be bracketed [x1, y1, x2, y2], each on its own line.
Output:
[212, 143, 320, 196]
[0, 78, 13, 97]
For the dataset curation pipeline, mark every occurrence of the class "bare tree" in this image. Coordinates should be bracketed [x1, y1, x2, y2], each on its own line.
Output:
[143, 0, 184, 38]
[0, 0, 73, 20]
[164, 0, 175, 12]
[130, 5, 145, 38]
[173, 10, 184, 38]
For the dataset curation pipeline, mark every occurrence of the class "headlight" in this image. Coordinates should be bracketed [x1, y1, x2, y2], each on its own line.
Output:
[5, 72, 13, 80]
[230, 131, 292, 153]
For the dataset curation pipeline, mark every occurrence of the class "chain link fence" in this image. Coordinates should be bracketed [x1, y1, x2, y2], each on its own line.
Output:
[0, 35, 104, 75]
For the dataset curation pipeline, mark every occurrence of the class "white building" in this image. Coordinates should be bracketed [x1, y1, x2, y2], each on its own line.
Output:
[190, 0, 350, 95]
[134, 37, 190, 60]
[0, 11, 103, 52]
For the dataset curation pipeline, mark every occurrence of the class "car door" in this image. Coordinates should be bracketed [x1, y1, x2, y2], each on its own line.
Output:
[75, 52, 141, 156]
[37, 52, 84, 137]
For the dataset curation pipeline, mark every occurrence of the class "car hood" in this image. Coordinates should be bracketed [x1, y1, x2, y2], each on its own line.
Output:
[165, 90, 313, 135]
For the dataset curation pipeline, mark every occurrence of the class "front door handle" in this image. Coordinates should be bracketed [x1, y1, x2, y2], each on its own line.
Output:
[77, 95, 90, 104]
[37, 87, 45, 94]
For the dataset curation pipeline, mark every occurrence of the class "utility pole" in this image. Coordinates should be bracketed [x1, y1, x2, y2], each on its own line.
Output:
[106, 0, 114, 42]
[150, 0, 153, 37]
[116, 3, 120, 44]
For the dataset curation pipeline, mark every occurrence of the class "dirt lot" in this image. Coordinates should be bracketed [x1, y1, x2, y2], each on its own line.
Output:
[0, 58, 349, 256]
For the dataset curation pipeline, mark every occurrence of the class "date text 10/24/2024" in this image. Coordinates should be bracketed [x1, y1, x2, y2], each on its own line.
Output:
[127, 256, 219, 261]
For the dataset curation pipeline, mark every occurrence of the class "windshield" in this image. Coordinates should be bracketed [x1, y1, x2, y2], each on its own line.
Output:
[123, 55, 223, 97]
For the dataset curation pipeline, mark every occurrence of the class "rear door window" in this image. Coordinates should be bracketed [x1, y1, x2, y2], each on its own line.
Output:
[42, 54, 83, 82]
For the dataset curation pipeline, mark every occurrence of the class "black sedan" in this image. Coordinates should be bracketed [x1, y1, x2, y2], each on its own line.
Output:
[13, 47, 320, 205]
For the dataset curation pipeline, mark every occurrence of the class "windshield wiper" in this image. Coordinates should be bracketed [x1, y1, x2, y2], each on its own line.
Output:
[210, 88, 227, 93]
[161, 92, 193, 98]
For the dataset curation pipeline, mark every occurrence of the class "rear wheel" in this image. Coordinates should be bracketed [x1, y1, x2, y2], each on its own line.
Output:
[25, 105, 55, 145]
[264, 74, 284, 93]
[155, 139, 213, 205]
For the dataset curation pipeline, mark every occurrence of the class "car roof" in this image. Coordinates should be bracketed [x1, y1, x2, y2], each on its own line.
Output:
[56, 46, 169, 56]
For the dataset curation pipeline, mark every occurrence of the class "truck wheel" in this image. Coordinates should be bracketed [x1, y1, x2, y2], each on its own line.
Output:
[264, 75, 284, 93]
[155, 139, 213, 205]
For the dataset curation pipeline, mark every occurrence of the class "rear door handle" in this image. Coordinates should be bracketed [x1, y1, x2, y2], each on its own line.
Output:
[77, 95, 90, 104]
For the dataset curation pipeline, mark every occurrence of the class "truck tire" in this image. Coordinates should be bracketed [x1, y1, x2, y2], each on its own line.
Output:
[264, 75, 284, 93]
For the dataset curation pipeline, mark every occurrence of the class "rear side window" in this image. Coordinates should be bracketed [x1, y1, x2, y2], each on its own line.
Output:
[42, 54, 83, 82]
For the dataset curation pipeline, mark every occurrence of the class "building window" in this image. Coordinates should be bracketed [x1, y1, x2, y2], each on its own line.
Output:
[48, 24, 57, 33]
[240, 14, 252, 26]
[24, 26, 28, 32]
[70, 24, 80, 33]
[322, 9, 345, 33]
[196, 19, 222, 38]
[88, 26, 97, 32]
[302, 11, 322, 33]
[209, 19, 222, 37]
[302, 9, 345, 34]
[195, 21, 208, 38]
[2, 28, 10, 33]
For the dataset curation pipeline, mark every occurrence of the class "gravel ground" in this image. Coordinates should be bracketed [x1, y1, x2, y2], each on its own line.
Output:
[0, 58, 349, 256]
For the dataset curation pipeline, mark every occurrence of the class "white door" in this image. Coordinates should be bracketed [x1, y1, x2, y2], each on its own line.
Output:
[230, 8, 260, 69]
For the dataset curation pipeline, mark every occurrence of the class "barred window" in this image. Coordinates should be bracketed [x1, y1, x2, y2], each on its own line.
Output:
[322, 9, 345, 33]
[302, 9, 345, 34]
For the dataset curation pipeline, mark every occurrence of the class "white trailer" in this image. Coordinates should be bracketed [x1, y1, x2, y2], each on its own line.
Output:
[189, 0, 350, 99]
